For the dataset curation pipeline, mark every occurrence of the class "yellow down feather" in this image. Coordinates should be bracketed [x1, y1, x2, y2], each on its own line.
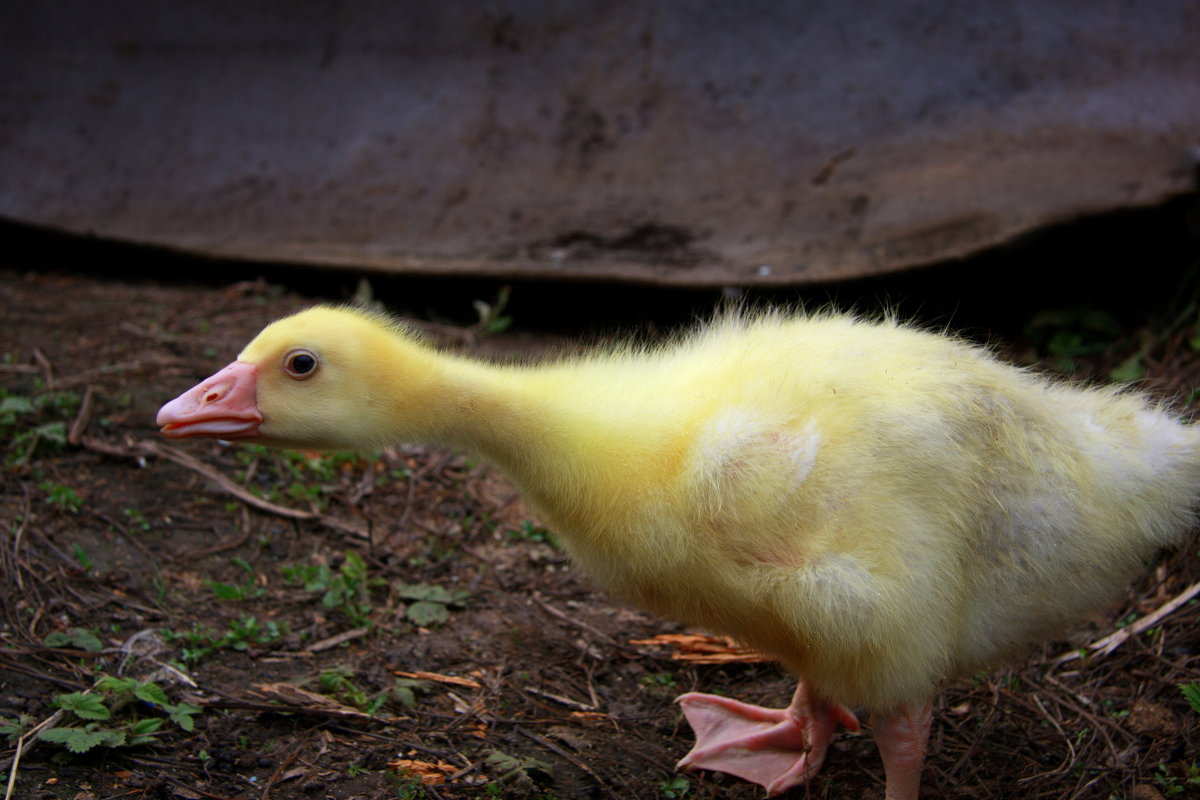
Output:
[237, 304, 1199, 712]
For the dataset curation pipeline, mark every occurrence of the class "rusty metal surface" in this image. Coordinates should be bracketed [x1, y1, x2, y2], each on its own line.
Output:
[2, 1, 1198, 285]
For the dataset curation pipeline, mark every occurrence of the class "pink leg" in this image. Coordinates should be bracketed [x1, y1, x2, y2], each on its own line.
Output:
[676, 681, 860, 796]
[872, 701, 932, 800]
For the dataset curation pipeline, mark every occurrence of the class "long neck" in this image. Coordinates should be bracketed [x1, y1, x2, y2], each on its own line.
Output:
[403, 346, 686, 547]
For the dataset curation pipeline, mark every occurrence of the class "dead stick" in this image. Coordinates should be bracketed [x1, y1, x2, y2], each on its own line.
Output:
[259, 732, 311, 800]
[9, 486, 31, 593]
[4, 710, 63, 800]
[144, 440, 369, 538]
[1055, 578, 1200, 663]
[31, 348, 53, 392]
[143, 440, 313, 520]
[524, 687, 598, 712]
[66, 385, 94, 445]
[532, 593, 622, 648]
[77, 436, 369, 538]
[516, 728, 621, 800]
[307, 627, 370, 653]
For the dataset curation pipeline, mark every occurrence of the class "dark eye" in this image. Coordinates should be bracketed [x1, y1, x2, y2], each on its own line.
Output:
[283, 349, 318, 379]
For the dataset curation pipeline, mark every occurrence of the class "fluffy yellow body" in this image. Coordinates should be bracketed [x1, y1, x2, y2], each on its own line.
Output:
[238, 306, 1198, 715]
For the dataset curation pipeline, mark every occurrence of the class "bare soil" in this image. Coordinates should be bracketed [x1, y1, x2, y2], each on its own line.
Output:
[2, 203, 1199, 800]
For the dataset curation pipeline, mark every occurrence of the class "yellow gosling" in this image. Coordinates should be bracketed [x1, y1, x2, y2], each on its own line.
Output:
[158, 305, 1200, 799]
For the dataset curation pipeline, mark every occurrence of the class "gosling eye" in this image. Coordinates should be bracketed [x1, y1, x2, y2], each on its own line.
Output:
[283, 349, 319, 380]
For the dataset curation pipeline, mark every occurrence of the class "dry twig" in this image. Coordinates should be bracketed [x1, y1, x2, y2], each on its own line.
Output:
[1056, 578, 1200, 663]
[75, 435, 370, 538]
[3, 710, 63, 800]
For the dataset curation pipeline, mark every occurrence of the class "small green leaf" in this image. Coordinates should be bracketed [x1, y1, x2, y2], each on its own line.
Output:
[55, 693, 110, 721]
[1181, 683, 1200, 713]
[39, 725, 107, 753]
[394, 582, 467, 627]
[304, 564, 333, 592]
[43, 628, 104, 652]
[169, 703, 202, 732]
[340, 550, 368, 583]
[96, 728, 127, 748]
[133, 681, 170, 707]
[208, 581, 245, 600]
[392, 678, 428, 709]
[39, 727, 98, 753]
[71, 543, 91, 567]
[396, 583, 459, 604]
[319, 668, 352, 693]
[484, 749, 553, 783]
[405, 600, 450, 627]
[0, 396, 34, 415]
[0, 716, 28, 740]
[1109, 355, 1145, 384]
[321, 581, 349, 608]
[32, 421, 68, 446]
[392, 685, 416, 708]
[661, 776, 693, 798]
[129, 718, 164, 736]
[94, 675, 136, 694]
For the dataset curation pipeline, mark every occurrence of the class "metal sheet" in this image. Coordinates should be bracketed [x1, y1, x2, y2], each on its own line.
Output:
[2, 1, 1198, 285]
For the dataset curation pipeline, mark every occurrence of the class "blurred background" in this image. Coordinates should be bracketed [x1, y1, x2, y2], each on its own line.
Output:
[4, 0, 1198, 294]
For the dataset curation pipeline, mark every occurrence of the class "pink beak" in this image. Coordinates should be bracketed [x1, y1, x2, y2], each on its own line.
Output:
[157, 361, 263, 440]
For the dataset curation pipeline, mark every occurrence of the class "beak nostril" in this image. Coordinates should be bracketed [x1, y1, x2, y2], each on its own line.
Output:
[200, 379, 234, 405]
[158, 361, 259, 438]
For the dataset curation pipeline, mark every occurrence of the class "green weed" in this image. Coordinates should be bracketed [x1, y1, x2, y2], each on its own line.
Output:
[41, 482, 82, 514]
[472, 285, 513, 335]
[70, 543, 93, 571]
[281, 550, 376, 627]
[207, 556, 264, 601]
[43, 628, 104, 652]
[1154, 760, 1200, 795]
[1181, 683, 1200, 713]
[391, 677, 430, 709]
[1024, 308, 1121, 374]
[237, 446, 371, 511]
[2, 388, 81, 465]
[35, 676, 200, 754]
[483, 749, 554, 790]
[641, 673, 678, 692]
[660, 775, 692, 798]
[318, 666, 387, 714]
[395, 582, 469, 627]
[506, 520, 557, 547]
[123, 507, 151, 532]
[1114, 611, 1139, 629]
[166, 615, 286, 664]
[0, 715, 31, 742]
[392, 773, 427, 800]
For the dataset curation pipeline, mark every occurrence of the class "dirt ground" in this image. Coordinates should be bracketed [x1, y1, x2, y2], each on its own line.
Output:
[2, 201, 1200, 800]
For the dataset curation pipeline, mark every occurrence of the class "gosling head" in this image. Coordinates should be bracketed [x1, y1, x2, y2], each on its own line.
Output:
[157, 306, 440, 451]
